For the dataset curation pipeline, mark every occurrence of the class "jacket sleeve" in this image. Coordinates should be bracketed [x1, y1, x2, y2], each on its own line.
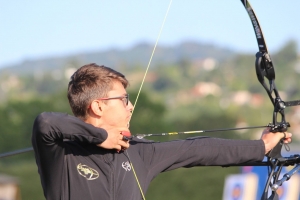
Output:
[31, 112, 108, 199]
[137, 136, 265, 178]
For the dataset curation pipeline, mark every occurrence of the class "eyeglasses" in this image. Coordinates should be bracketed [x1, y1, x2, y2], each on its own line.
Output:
[98, 94, 129, 106]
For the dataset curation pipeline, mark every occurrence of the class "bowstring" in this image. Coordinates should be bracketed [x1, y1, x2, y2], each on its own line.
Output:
[131, 0, 173, 115]
[127, 1, 173, 199]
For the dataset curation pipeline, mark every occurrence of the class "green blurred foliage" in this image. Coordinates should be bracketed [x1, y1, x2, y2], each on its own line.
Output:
[129, 91, 169, 134]
[0, 91, 72, 154]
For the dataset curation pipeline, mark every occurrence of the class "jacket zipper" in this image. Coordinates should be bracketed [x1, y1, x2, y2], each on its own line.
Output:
[104, 154, 115, 200]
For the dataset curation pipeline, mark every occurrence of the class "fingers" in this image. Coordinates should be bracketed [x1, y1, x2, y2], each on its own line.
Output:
[122, 136, 129, 142]
[282, 132, 292, 144]
[261, 129, 293, 154]
[120, 136, 130, 147]
[117, 134, 130, 151]
[97, 130, 130, 151]
[282, 132, 292, 138]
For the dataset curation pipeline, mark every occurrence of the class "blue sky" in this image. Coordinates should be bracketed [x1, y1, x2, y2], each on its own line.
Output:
[1, 0, 299, 68]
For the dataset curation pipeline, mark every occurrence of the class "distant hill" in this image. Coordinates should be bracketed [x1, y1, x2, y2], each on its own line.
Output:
[0, 41, 235, 76]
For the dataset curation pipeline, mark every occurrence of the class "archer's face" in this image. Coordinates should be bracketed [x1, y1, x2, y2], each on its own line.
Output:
[100, 81, 133, 130]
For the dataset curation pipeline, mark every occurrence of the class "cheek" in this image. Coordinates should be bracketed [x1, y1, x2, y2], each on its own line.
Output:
[103, 106, 128, 126]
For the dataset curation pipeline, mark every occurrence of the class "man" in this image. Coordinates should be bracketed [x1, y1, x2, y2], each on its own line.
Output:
[32, 63, 292, 200]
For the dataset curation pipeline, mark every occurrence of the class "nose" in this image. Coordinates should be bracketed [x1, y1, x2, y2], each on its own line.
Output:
[127, 100, 134, 112]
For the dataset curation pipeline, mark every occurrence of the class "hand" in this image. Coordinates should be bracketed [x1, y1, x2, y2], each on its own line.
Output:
[261, 128, 292, 154]
[97, 127, 130, 151]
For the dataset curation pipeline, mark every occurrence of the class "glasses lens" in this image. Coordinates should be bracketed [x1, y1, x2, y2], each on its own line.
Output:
[99, 95, 129, 106]
[125, 94, 129, 105]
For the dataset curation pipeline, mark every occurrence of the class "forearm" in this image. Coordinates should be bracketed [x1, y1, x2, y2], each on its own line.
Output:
[32, 112, 108, 145]
[186, 138, 265, 166]
[139, 137, 265, 175]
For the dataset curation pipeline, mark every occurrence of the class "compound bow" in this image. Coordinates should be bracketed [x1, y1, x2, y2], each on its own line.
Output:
[238, 1, 300, 199]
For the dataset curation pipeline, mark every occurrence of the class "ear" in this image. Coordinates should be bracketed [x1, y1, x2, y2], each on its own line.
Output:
[89, 100, 103, 117]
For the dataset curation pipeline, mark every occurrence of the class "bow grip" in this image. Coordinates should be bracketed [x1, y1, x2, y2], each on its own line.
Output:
[266, 123, 288, 159]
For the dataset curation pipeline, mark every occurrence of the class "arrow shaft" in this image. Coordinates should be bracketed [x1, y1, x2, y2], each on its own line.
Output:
[134, 125, 267, 139]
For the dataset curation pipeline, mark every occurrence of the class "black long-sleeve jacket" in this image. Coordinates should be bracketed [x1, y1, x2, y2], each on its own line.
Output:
[32, 112, 265, 200]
